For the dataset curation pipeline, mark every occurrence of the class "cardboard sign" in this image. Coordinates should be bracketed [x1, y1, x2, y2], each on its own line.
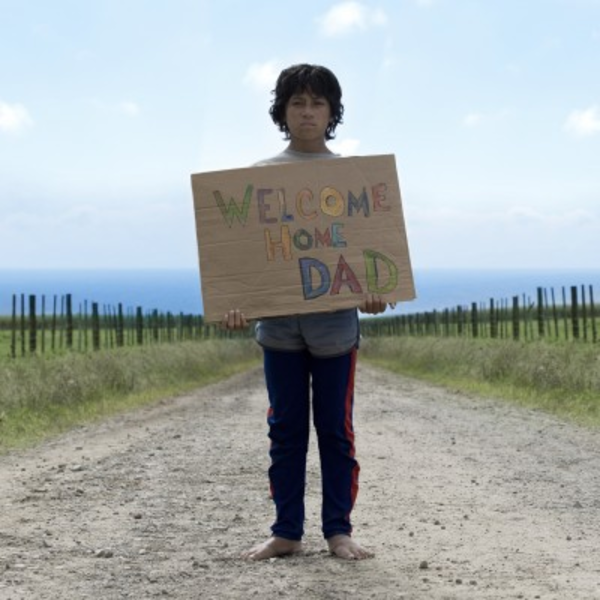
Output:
[191, 154, 415, 322]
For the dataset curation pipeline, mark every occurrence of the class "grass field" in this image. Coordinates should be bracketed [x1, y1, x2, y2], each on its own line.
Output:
[361, 335, 600, 427]
[0, 339, 261, 453]
[0, 330, 11, 359]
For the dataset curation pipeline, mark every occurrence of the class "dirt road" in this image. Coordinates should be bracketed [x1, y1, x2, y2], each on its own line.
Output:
[1, 365, 599, 599]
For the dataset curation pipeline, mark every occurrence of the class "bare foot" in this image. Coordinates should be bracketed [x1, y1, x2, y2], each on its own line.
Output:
[327, 534, 374, 560]
[241, 536, 302, 561]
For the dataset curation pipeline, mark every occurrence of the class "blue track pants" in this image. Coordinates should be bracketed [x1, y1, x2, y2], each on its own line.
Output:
[263, 347, 359, 541]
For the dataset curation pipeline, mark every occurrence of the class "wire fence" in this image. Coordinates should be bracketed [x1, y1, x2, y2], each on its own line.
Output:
[361, 284, 598, 343]
[3, 282, 598, 359]
[1, 293, 251, 359]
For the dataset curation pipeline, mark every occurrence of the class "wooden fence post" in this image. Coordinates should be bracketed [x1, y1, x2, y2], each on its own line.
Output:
[581, 284, 588, 342]
[102, 305, 111, 348]
[77, 302, 82, 351]
[136, 307, 144, 345]
[41, 295, 46, 354]
[51, 295, 57, 352]
[490, 298, 498, 339]
[501, 298, 508, 339]
[29, 294, 37, 354]
[589, 285, 597, 344]
[66, 293, 73, 349]
[91, 302, 100, 351]
[83, 300, 89, 352]
[456, 306, 463, 336]
[550, 288, 559, 340]
[561, 287, 569, 341]
[10, 294, 16, 359]
[471, 302, 479, 338]
[20, 294, 26, 357]
[512, 296, 520, 341]
[536, 287, 545, 339]
[152, 309, 159, 342]
[443, 308, 450, 336]
[570, 286, 579, 340]
[523, 294, 532, 341]
[116, 303, 124, 347]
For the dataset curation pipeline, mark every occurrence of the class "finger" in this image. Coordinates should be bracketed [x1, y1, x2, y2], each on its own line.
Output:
[370, 296, 385, 314]
[223, 310, 237, 329]
[366, 294, 375, 312]
[360, 295, 374, 313]
[234, 309, 245, 328]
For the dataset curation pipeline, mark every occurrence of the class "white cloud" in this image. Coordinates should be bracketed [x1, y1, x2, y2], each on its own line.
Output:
[505, 206, 597, 227]
[90, 98, 141, 117]
[317, 2, 387, 37]
[0, 101, 34, 133]
[381, 36, 397, 71]
[410, 205, 598, 229]
[243, 60, 280, 92]
[564, 105, 600, 137]
[405, 205, 600, 268]
[463, 113, 483, 128]
[0, 201, 194, 269]
[462, 108, 511, 128]
[329, 138, 361, 155]
[381, 57, 396, 71]
[119, 101, 140, 117]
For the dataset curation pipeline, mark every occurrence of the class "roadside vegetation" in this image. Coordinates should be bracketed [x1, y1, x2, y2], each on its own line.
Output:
[360, 335, 600, 427]
[2, 320, 599, 455]
[0, 339, 261, 453]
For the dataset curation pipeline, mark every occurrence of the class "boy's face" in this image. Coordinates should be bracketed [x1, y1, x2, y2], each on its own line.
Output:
[284, 88, 332, 144]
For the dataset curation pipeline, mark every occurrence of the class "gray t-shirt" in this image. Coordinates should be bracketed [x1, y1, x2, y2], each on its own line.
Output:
[253, 149, 360, 358]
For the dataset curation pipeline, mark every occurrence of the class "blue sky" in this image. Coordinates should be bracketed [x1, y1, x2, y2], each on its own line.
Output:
[1, 0, 599, 270]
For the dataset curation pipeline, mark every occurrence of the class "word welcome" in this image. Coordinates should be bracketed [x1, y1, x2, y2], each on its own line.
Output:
[213, 183, 390, 227]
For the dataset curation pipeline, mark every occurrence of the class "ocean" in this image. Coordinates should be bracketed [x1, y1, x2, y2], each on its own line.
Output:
[0, 268, 599, 317]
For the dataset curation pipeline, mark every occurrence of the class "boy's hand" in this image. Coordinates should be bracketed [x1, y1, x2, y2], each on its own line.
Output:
[221, 309, 249, 330]
[359, 294, 389, 315]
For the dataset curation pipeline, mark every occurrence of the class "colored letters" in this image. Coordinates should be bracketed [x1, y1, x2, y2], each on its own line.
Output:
[299, 250, 398, 300]
[213, 180, 401, 301]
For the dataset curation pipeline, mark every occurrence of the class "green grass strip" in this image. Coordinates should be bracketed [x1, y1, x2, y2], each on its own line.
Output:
[360, 336, 600, 427]
[0, 339, 261, 453]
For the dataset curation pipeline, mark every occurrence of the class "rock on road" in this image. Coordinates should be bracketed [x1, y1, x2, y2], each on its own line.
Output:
[1, 365, 599, 599]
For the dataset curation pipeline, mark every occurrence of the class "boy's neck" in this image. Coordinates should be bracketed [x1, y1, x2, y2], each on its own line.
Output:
[286, 140, 333, 155]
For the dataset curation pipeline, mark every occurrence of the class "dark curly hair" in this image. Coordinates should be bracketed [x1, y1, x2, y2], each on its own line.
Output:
[269, 64, 344, 141]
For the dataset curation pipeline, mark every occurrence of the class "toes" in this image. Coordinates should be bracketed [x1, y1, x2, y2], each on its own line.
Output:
[241, 538, 302, 561]
[327, 536, 374, 560]
[334, 546, 357, 560]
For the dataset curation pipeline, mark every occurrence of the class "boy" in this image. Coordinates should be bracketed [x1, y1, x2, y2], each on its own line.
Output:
[222, 64, 389, 560]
